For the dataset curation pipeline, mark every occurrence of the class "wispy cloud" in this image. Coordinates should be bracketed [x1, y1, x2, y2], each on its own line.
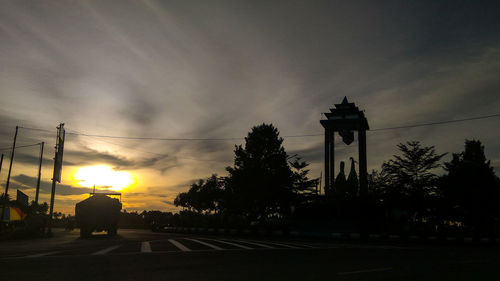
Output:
[1, 0, 499, 212]
[12, 174, 92, 196]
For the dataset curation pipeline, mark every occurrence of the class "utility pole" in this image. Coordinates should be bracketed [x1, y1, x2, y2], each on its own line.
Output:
[4, 126, 18, 197]
[0, 154, 4, 175]
[35, 142, 44, 204]
[2, 126, 18, 223]
[318, 171, 322, 195]
[0, 153, 3, 221]
[48, 123, 65, 235]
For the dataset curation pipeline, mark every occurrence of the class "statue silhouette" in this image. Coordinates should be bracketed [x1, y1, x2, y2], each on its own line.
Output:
[334, 161, 347, 196]
[347, 157, 359, 197]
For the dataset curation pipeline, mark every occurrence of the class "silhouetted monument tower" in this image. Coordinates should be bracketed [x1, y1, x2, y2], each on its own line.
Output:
[320, 97, 369, 197]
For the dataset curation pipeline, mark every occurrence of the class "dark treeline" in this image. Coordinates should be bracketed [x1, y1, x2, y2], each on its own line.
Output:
[368, 139, 500, 239]
[0, 199, 54, 239]
[173, 124, 319, 228]
[119, 210, 174, 229]
[2, 124, 499, 240]
[170, 123, 500, 239]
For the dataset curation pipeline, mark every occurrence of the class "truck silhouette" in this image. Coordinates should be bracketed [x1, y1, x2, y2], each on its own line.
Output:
[75, 193, 122, 238]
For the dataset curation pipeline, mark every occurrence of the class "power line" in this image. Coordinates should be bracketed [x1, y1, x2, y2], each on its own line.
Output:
[70, 131, 243, 141]
[18, 127, 52, 133]
[370, 113, 500, 132]
[0, 142, 42, 151]
[17, 127, 230, 163]
[19, 126, 243, 141]
[69, 129, 231, 163]
[10, 113, 500, 164]
[17, 112, 500, 141]
[69, 128, 167, 157]
[286, 113, 500, 136]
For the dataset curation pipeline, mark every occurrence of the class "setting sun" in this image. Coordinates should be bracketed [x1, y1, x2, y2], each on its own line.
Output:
[72, 165, 136, 191]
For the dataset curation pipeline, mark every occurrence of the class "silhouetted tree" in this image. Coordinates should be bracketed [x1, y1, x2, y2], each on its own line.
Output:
[186, 179, 206, 213]
[52, 212, 62, 220]
[0, 193, 10, 204]
[142, 210, 173, 226]
[119, 211, 144, 228]
[225, 123, 294, 220]
[289, 156, 319, 202]
[381, 141, 446, 223]
[174, 174, 224, 214]
[24, 201, 46, 218]
[366, 169, 393, 229]
[173, 124, 318, 225]
[439, 140, 500, 238]
[175, 180, 205, 213]
[199, 174, 224, 214]
[173, 192, 190, 210]
[368, 168, 401, 212]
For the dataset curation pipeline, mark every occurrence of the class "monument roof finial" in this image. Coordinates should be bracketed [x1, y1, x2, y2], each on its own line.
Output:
[321, 97, 370, 131]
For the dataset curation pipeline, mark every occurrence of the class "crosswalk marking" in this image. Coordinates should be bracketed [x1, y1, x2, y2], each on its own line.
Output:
[232, 240, 276, 249]
[92, 245, 121, 255]
[141, 242, 152, 253]
[202, 239, 253, 250]
[168, 239, 191, 251]
[248, 240, 300, 249]
[282, 242, 316, 248]
[25, 251, 60, 258]
[185, 238, 223, 250]
[14, 238, 322, 259]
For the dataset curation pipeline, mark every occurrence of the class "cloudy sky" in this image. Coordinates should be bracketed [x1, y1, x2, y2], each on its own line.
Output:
[1, 0, 499, 214]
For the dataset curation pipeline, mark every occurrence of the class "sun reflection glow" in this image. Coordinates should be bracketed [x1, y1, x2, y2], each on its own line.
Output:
[73, 165, 135, 191]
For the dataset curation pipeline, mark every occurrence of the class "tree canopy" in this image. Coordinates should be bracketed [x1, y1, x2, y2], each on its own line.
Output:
[440, 140, 500, 234]
[378, 141, 446, 222]
[175, 123, 318, 222]
[171, 131, 500, 239]
[174, 174, 224, 214]
[225, 123, 295, 220]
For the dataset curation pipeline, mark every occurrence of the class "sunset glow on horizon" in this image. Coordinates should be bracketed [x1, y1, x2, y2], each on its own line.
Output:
[1, 1, 499, 216]
[72, 165, 137, 192]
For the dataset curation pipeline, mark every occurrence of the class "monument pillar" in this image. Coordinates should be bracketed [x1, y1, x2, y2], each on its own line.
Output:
[320, 97, 369, 198]
[358, 129, 367, 196]
[329, 131, 334, 194]
[324, 129, 330, 196]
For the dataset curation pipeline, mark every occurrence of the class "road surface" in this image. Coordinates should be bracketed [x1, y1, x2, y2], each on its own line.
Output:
[1, 228, 499, 280]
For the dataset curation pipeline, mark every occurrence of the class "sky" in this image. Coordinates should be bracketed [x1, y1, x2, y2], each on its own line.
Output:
[1, 0, 499, 214]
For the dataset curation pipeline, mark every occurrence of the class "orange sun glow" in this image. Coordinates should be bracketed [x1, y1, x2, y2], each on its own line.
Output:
[72, 165, 136, 191]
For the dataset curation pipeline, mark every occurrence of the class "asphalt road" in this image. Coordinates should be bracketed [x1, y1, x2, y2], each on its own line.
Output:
[1, 228, 499, 281]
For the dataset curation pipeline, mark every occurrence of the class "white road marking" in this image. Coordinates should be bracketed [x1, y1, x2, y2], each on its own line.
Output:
[203, 238, 253, 250]
[338, 267, 393, 275]
[25, 251, 60, 258]
[168, 239, 191, 252]
[281, 241, 316, 248]
[141, 241, 152, 253]
[249, 240, 300, 249]
[92, 245, 121, 255]
[232, 240, 276, 249]
[185, 238, 223, 250]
